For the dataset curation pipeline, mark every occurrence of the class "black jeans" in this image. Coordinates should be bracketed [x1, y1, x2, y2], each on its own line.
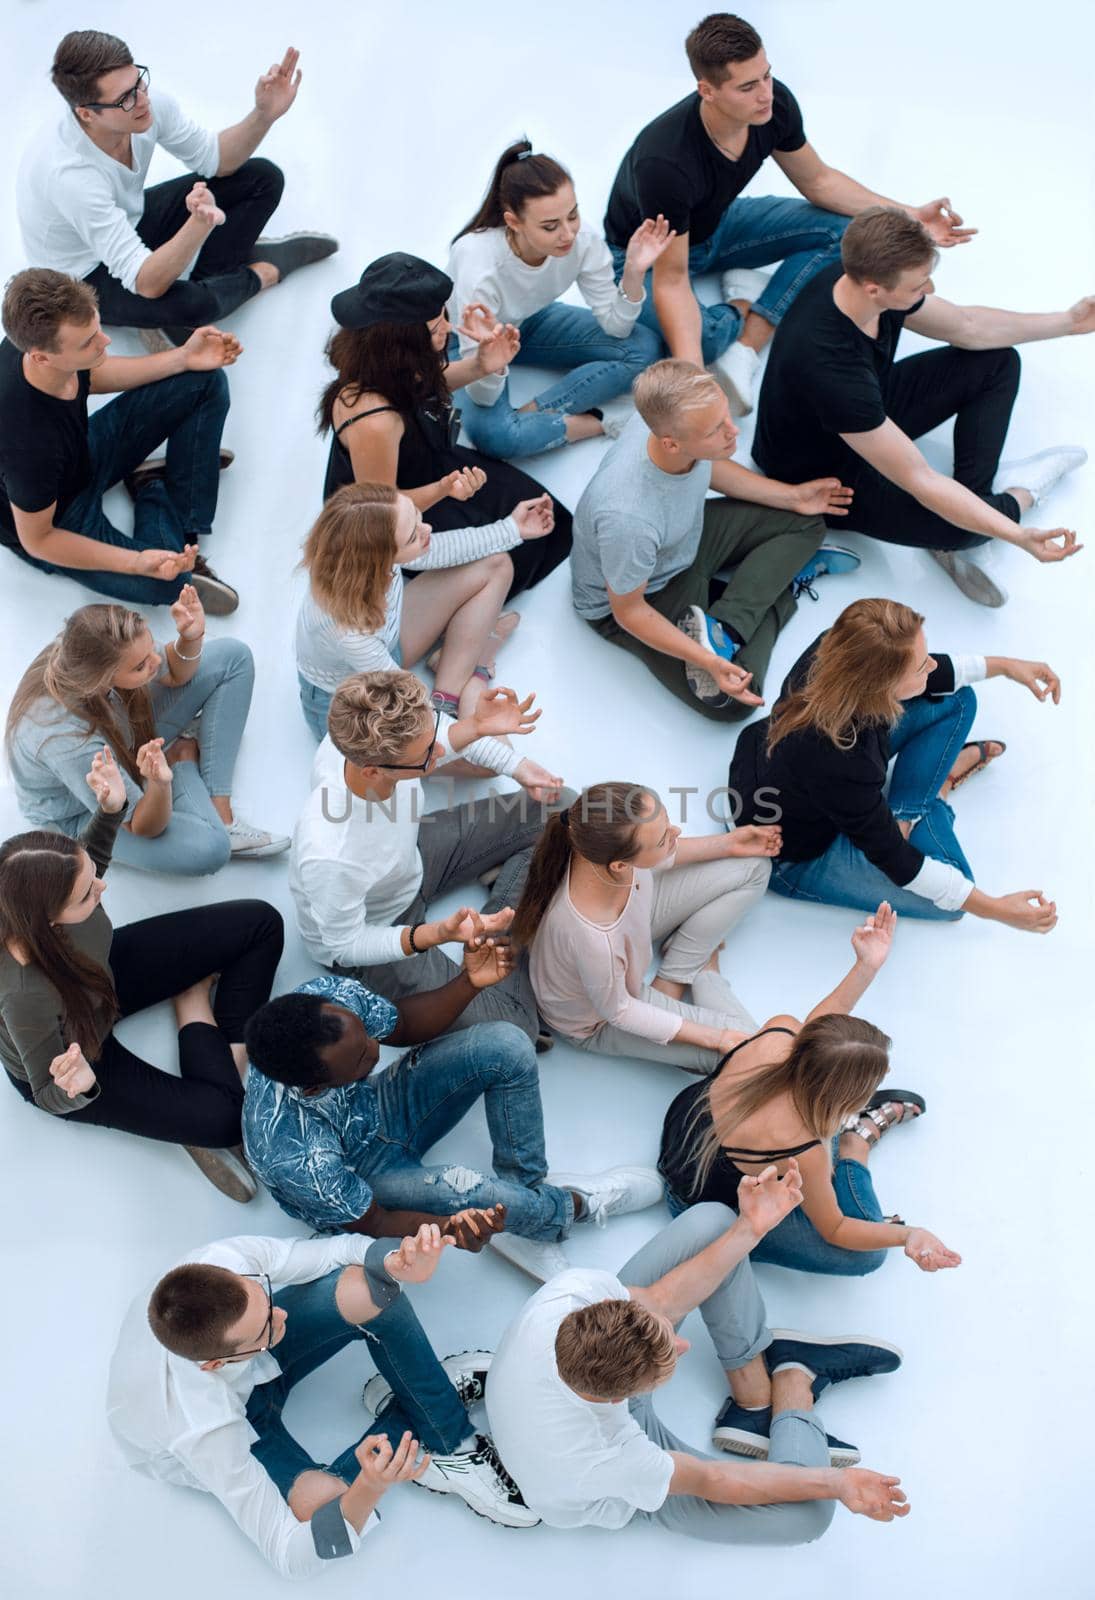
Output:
[9, 900, 283, 1147]
[85, 158, 284, 331]
[826, 345, 1022, 551]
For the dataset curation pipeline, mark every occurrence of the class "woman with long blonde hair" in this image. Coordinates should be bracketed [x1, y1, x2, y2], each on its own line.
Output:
[295, 481, 543, 739]
[728, 597, 1061, 930]
[6, 592, 286, 874]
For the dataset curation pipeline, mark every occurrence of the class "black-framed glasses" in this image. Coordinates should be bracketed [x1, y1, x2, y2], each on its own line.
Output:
[229, 1272, 274, 1358]
[370, 707, 443, 772]
[84, 65, 150, 113]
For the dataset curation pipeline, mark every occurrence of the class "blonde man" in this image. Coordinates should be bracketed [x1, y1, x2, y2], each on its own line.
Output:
[570, 359, 857, 721]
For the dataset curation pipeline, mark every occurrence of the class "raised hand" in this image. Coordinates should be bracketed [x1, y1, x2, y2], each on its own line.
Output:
[851, 902, 897, 971]
[385, 1223, 455, 1285]
[912, 197, 977, 248]
[736, 1159, 804, 1238]
[792, 477, 855, 517]
[838, 1469, 910, 1521]
[711, 657, 764, 708]
[255, 46, 301, 122]
[1067, 294, 1095, 335]
[513, 757, 564, 804]
[440, 465, 487, 502]
[49, 1043, 96, 1100]
[185, 181, 226, 229]
[471, 686, 542, 740]
[353, 1431, 430, 1493]
[85, 746, 127, 815]
[903, 1227, 962, 1273]
[993, 890, 1057, 934]
[182, 327, 244, 371]
[1003, 658, 1061, 704]
[170, 583, 205, 641]
[463, 933, 516, 990]
[134, 544, 197, 580]
[512, 494, 555, 541]
[458, 304, 522, 374]
[1015, 527, 1082, 564]
[725, 823, 782, 858]
[443, 1203, 506, 1251]
[135, 737, 172, 786]
[625, 214, 675, 273]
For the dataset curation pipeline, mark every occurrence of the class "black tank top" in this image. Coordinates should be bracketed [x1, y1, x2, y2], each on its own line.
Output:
[658, 1028, 822, 1208]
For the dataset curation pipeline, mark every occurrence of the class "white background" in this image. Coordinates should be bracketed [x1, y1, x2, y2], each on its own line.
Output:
[1, 0, 1092, 1595]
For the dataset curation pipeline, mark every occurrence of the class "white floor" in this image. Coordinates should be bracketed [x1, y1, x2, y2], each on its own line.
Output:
[1, 1, 1093, 1595]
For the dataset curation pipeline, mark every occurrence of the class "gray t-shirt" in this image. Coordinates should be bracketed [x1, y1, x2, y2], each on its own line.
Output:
[570, 413, 712, 620]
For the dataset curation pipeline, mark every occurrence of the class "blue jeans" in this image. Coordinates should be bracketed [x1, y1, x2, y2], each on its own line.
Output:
[367, 1021, 573, 1239]
[611, 195, 849, 362]
[298, 674, 333, 742]
[768, 689, 977, 920]
[455, 303, 662, 458]
[667, 1143, 887, 1277]
[245, 1264, 469, 1499]
[12, 367, 230, 606]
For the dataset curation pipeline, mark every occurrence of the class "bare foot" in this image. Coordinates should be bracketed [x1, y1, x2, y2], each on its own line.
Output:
[247, 261, 280, 289]
[478, 610, 522, 678]
[703, 943, 726, 973]
[939, 739, 1006, 801]
[174, 974, 218, 1030]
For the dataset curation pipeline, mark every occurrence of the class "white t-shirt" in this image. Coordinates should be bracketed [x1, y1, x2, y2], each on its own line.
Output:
[486, 1268, 674, 1528]
[447, 223, 644, 407]
[106, 1233, 377, 1579]
[17, 90, 220, 290]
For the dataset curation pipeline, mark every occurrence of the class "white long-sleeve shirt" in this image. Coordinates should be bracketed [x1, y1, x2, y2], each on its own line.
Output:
[447, 223, 644, 407]
[17, 90, 220, 290]
[106, 1234, 378, 1580]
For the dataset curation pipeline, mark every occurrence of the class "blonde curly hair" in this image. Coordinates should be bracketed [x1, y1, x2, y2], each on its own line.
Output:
[327, 669, 433, 767]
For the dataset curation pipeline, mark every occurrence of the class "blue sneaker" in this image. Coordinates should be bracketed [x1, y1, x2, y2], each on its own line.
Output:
[765, 1329, 903, 1397]
[675, 605, 737, 707]
[711, 1399, 860, 1468]
[792, 544, 861, 600]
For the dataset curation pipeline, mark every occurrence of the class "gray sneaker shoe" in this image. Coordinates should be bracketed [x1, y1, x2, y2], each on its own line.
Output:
[183, 1144, 256, 1203]
[253, 232, 339, 281]
[929, 547, 1008, 607]
[675, 607, 734, 707]
[225, 817, 290, 858]
[189, 554, 240, 616]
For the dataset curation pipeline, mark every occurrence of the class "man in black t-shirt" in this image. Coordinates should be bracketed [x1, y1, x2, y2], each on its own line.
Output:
[754, 207, 1092, 607]
[0, 268, 241, 609]
[604, 13, 975, 418]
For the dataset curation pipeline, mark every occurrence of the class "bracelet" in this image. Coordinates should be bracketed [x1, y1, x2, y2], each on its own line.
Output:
[173, 638, 204, 661]
[408, 922, 425, 953]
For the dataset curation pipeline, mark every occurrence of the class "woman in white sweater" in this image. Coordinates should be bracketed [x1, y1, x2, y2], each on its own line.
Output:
[447, 139, 670, 459]
[511, 781, 781, 1074]
[295, 480, 554, 738]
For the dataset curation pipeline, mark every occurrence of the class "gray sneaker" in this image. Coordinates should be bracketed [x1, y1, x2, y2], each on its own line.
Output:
[189, 554, 240, 616]
[253, 232, 339, 281]
[225, 816, 290, 858]
[183, 1144, 256, 1203]
[929, 547, 1008, 607]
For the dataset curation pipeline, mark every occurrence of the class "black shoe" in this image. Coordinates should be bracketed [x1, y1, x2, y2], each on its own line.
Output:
[766, 1330, 903, 1397]
[711, 1399, 860, 1467]
[125, 449, 234, 498]
[253, 232, 339, 282]
[189, 553, 239, 616]
[535, 1029, 555, 1054]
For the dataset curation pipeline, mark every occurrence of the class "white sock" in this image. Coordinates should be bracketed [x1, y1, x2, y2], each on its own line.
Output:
[771, 1360, 817, 1381]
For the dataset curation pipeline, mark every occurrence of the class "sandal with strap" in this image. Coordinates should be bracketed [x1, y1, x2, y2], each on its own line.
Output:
[947, 738, 1006, 794]
[839, 1089, 926, 1146]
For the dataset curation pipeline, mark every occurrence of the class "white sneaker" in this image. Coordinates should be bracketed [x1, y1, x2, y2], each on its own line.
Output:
[550, 1165, 665, 1227]
[929, 547, 1009, 608]
[993, 445, 1087, 506]
[489, 1232, 570, 1282]
[711, 341, 761, 416]
[225, 817, 291, 858]
[720, 267, 771, 306]
[413, 1433, 540, 1527]
[598, 398, 636, 439]
[363, 1349, 492, 1418]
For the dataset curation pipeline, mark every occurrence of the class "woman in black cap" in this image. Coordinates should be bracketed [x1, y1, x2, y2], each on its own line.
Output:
[318, 252, 572, 596]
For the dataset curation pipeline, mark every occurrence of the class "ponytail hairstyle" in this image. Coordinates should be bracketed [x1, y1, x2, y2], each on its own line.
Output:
[511, 781, 659, 949]
[685, 1014, 891, 1198]
[0, 829, 118, 1057]
[6, 605, 158, 784]
[301, 482, 401, 633]
[767, 598, 926, 755]
[452, 138, 573, 241]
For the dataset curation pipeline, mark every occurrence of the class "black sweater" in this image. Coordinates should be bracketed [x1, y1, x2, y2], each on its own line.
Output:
[728, 635, 962, 889]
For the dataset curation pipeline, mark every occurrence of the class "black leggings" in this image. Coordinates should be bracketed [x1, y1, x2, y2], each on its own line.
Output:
[9, 900, 283, 1147]
[825, 344, 1022, 551]
[85, 158, 285, 332]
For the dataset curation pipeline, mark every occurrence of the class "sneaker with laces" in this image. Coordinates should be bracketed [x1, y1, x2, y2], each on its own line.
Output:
[675, 606, 734, 708]
[993, 444, 1087, 505]
[792, 544, 861, 600]
[548, 1165, 664, 1226]
[711, 1399, 860, 1467]
[766, 1330, 903, 1396]
[182, 1143, 256, 1203]
[720, 267, 771, 307]
[489, 1232, 571, 1282]
[711, 340, 761, 416]
[412, 1433, 540, 1527]
[363, 1349, 493, 1418]
[929, 546, 1008, 608]
[189, 555, 239, 616]
[254, 232, 340, 281]
[224, 817, 290, 858]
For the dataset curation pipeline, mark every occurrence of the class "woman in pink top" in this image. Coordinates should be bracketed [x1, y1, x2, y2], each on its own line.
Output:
[512, 782, 780, 1074]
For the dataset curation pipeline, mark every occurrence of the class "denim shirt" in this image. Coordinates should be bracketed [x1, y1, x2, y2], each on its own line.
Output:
[242, 975, 398, 1232]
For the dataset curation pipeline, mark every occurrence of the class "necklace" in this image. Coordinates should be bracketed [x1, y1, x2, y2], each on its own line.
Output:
[590, 862, 637, 893]
[699, 104, 747, 161]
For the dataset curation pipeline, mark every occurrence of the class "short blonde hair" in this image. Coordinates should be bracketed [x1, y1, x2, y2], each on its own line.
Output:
[555, 1299, 677, 1400]
[327, 670, 432, 766]
[633, 359, 722, 437]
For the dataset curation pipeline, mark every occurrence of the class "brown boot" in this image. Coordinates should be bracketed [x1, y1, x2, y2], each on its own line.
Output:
[183, 1144, 256, 1203]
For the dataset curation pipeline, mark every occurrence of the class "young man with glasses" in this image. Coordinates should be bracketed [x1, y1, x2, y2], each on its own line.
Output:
[17, 30, 337, 339]
[107, 1224, 542, 1577]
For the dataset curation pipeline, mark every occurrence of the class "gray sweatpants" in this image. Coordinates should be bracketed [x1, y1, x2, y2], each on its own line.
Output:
[619, 1203, 835, 1546]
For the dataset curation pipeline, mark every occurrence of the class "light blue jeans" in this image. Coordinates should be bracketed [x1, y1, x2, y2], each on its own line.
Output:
[611, 194, 849, 363]
[455, 303, 663, 458]
[298, 674, 332, 742]
[766, 688, 977, 921]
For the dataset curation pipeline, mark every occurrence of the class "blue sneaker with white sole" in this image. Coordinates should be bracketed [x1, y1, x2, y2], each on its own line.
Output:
[792, 545, 861, 600]
[765, 1329, 903, 1395]
[675, 605, 738, 707]
[711, 1399, 861, 1467]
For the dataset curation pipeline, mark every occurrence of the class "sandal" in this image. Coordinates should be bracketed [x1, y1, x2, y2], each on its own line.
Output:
[946, 738, 1006, 794]
[840, 1089, 926, 1146]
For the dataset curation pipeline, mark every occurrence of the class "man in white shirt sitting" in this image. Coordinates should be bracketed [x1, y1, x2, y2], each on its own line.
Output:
[107, 1224, 540, 1581]
[289, 668, 570, 1044]
[18, 29, 337, 338]
[486, 1165, 911, 1541]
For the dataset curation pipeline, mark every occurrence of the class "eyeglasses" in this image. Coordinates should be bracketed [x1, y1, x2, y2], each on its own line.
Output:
[84, 65, 150, 113]
[229, 1273, 275, 1358]
[369, 707, 443, 772]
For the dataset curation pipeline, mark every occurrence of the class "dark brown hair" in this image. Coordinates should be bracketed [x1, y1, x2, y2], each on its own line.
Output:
[841, 207, 936, 289]
[685, 13, 764, 83]
[2, 269, 99, 354]
[453, 138, 572, 241]
[555, 1299, 677, 1400]
[317, 323, 449, 435]
[51, 29, 133, 111]
[148, 1263, 250, 1360]
[0, 830, 118, 1057]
